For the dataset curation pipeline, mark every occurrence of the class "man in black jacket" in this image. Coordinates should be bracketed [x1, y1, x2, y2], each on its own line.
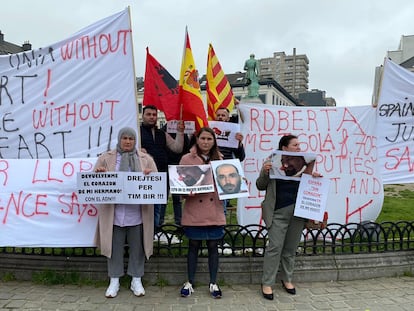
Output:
[140, 105, 184, 230]
[215, 107, 245, 161]
[164, 125, 190, 226]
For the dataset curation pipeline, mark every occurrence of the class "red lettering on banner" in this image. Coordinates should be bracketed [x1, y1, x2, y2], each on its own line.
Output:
[245, 133, 275, 152]
[32, 159, 95, 183]
[306, 109, 318, 131]
[243, 157, 266, 174]
[349, 177, 381, 194]
[79, 160, 94, 172]
[0, 191, 49, 224]
[329, 177, 341, 194]
[34, 194, 48, 216]
[385, 146, 414, 172]
[249, 107, 337, 134]
[0, 159, 9, 186]
[59, 193, 97, 223]
[44, 69, 51, 97]
[297, 133, 335, 152]
[345, 197, 374, 223]
[32, 99, 119, 129]
[336, 108, 365, 135]
[278, 110, 289, 131]
[292, 110, 303, 131]
[60, 29, 131, 61]
[32, 160, 63, 183]
[0, 191, 97, 224]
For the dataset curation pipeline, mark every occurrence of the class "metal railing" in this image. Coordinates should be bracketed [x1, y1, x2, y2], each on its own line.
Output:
[2, 221, 413, 258]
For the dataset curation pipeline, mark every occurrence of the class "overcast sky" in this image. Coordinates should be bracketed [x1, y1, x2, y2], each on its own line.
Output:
[2, 0, 413, 106]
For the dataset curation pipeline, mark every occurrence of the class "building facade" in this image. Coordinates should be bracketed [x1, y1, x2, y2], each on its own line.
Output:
[387, 35, 414, 65]
[259, 48, 309, 98]
[372, 35, 414, 106]
[298, 89, 336, 107]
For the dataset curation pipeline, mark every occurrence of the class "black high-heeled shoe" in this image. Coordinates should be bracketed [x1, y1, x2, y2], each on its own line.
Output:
[261, 285, 274, 300]
[281, 280, 296, 295]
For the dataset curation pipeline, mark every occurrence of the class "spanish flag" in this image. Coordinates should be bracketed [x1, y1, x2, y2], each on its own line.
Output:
[206, 43, 234, 120]
[178, 27, 208, 131]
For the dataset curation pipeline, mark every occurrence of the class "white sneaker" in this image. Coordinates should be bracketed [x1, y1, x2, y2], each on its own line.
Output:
[180, 281, 194, 297]
[209, 283, 222, 298]
[131, 277, 145, 297]
[105, 278, 120, 298]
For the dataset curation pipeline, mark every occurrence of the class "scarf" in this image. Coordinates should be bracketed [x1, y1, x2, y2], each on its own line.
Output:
[116, 127, 141, 172]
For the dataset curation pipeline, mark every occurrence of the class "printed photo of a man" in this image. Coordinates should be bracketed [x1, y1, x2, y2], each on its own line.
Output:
[269, 150, 316, 181]
[168, 164, 214, 194]
[211, 159, 249, 200]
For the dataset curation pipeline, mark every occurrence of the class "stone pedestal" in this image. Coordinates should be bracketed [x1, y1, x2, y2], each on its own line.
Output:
[239, 97, 263, 104]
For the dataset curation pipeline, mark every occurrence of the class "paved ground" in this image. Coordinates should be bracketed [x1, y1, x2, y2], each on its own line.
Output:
[0, 276, 413, 310]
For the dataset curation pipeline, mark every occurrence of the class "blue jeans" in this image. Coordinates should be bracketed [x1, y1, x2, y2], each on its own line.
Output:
[154, 204, 166, 230]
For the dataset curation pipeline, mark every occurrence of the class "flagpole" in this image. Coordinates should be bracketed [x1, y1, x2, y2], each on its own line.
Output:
[126, 6, 142, 149]
[372, 57, 386, 108]
[178, 26, 187, 121]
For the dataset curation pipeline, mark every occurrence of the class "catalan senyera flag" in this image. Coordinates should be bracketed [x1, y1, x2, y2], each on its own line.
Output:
[143, 48, 180, 121]
[206, 43, 235, 120]
[178, 28, 208, 131]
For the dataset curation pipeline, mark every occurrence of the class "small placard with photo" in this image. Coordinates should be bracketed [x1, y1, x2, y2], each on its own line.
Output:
[166, 120, 195, 135]
[269, 150, 317, 181]
[168, 164, 214, 194]
[208, 120, 240, 148]
[210, 159, 249, 200]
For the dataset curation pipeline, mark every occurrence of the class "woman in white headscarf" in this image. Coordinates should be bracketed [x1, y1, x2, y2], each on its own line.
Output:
[93, 127, 157, 298]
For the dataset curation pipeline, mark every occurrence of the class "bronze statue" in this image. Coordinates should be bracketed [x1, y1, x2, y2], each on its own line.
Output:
[243, 54, 260, 98]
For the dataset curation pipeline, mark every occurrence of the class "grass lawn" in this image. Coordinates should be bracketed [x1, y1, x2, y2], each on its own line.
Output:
[377, 185, 414, 223]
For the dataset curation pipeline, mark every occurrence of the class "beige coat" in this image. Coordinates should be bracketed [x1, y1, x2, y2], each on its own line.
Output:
[93, 149, 157, 259]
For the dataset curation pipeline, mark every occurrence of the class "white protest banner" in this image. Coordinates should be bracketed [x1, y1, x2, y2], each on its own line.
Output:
[237, 103, 383, 227]
[208, 121, 240, 148]
[77, 172, 167, 204]
[0, 9, 138, 247]
[0, 9, 136, 159]
[294, 174, 330, 221]
[376, 58, 414, 184]
[0, 158, 97, 247]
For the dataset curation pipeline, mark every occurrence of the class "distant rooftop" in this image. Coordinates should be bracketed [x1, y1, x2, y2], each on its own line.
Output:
[0, 31, 32, 55]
